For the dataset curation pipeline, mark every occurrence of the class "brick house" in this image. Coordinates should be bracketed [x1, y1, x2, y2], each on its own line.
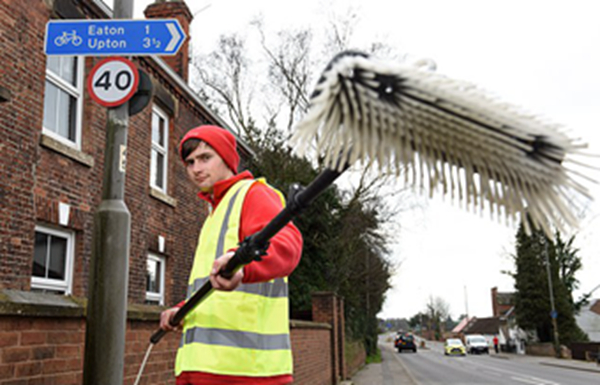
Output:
[0, 0, 243, 307]
[0, 0, 363, 383]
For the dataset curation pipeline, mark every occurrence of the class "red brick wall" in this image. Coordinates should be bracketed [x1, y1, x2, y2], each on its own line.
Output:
[345, 339, 366, 378]
[0, 315, 180, 385]
[312, 292, 343, 384]
[0, 316, 85, 384]
[290, 321, 332, 385]
[0, 0, 49, 291]
[0, 315, 348, 385]
[0, 291, 364, 384]
[123, 320, 180, 384]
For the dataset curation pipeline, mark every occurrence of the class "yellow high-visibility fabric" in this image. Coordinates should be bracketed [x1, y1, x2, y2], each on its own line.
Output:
[175, 178, 292, 377]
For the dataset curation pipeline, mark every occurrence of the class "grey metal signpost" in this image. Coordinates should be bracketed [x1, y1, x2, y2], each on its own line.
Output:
[82, 1, 133, 383]
[43, 0, 185, 383]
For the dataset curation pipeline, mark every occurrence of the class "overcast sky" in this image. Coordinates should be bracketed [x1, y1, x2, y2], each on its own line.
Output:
[127, 0, 600, 320]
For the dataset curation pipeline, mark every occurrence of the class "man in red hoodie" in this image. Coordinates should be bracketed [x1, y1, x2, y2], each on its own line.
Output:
[159, 125, 303, 385]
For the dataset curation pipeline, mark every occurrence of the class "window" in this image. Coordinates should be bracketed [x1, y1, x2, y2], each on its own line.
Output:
[150, 105, 169, 192]
[32, 225, 74, 294]
[43, 56, 84, 149]
[146, 253, 165, 305]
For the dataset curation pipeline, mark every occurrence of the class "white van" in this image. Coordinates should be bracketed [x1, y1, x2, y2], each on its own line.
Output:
[465, 334, 489, 354]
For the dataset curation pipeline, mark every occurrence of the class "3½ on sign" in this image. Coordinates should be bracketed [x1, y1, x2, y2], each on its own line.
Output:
[87, 57, 140, 107]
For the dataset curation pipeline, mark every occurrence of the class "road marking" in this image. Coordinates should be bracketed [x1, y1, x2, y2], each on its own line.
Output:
[511, 376, 543, 384]
[468, 359, 561, 385]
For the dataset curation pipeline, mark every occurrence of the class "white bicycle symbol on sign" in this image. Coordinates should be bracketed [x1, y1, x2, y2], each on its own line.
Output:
[54, 31, 83, 47]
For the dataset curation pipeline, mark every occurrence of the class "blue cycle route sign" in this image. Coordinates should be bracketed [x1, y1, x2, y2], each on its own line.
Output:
[45, 19, 185, 56]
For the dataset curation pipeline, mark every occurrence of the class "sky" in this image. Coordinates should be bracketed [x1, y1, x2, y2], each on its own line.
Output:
[124, 0, 600, 320]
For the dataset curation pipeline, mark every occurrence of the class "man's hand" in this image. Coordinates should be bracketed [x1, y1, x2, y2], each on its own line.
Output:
[160, 307, 182, 331]
[210, 251, 244, 291]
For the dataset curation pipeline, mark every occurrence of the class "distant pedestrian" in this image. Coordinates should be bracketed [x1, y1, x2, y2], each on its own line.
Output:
[493, 335, 499, 354]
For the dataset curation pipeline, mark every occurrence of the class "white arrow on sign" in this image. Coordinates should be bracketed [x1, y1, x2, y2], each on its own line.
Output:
[166, 23, 182, 52]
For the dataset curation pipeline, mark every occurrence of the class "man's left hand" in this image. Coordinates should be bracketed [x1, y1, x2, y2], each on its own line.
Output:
[210, 251, 244, 291]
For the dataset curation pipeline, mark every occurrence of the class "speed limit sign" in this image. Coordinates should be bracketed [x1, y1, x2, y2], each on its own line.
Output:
[87, 57, 140, 107]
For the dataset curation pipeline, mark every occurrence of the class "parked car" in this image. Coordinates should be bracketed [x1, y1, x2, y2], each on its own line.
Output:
[394, 332, 417, 353]
[465, 334, 489, 354]
[444, 338, 466, 356]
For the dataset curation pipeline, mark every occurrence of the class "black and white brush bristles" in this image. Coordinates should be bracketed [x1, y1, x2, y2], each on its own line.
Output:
[292, 51, 592, 237]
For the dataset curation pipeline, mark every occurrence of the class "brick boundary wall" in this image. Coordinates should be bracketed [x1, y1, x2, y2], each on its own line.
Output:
[525, 342, 559, 357]
[569, 342, 600, 361]
[290, 320, 332, 385]
[345, 339, 367, 378]
[0, 291, 364, 385]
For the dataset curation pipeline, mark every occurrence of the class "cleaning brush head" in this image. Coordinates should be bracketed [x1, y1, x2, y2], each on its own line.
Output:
[292, 50, 592, 237]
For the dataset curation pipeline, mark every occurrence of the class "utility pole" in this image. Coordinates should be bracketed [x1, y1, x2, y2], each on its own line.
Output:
[82, 0, 133, 383]
[543, 237, 561, 358]
[464, 285, 469, 320]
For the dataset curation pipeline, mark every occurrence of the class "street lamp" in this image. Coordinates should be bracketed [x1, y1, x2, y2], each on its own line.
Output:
[543, 237, 561, 358]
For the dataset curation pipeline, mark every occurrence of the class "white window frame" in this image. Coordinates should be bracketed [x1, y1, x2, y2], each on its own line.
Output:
[42, 56, 85, 150]
[150, 105, 169, 193]
[31, 225, 75, 295]
[146, 253, 166, 305]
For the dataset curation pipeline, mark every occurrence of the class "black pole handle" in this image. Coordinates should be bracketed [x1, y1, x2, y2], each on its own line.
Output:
[149, 164, 349, 345]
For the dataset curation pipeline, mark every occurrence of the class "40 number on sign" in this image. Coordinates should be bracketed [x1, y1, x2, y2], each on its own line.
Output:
[87, 57, 140, 107]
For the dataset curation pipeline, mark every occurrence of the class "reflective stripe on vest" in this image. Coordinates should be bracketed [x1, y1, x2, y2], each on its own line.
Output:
[182, 327, 291, 350]
[187, 276, 289, 299]
[175, 178, 293, 377]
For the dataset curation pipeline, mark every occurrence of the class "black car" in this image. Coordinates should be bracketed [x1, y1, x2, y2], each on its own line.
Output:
[394, 332, 417, 353]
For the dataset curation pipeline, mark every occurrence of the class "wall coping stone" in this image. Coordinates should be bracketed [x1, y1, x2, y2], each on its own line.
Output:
[0, 289, 168, 321]
[0, 290, 330, 328]
[0, 289, 85, 318]
[290, 319, 332, 330]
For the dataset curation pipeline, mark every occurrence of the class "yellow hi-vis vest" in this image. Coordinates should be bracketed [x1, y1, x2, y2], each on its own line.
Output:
[175, 178, 292, 377]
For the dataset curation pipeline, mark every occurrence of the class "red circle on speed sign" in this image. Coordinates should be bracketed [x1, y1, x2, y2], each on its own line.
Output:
[87, 57, 140, 107]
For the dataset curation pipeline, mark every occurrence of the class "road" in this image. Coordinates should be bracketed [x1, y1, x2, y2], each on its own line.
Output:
[353, 334, 600, 385]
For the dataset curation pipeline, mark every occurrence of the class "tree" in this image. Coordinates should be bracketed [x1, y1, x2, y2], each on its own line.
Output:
[510, 222, 588, 345]
[425, 296, 450, 340]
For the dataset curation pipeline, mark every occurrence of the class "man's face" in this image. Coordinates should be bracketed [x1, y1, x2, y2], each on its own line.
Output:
[184, 141, 234, 192]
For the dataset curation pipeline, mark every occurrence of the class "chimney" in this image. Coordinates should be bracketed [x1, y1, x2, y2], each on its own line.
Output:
[144, 0, 193, 81]
[491, 287, 498, 317]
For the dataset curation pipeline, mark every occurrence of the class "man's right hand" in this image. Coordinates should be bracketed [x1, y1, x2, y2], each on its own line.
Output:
[160, 307, 182, 331]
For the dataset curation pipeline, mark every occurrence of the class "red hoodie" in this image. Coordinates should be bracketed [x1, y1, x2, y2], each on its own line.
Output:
[177, 170, 303, 385]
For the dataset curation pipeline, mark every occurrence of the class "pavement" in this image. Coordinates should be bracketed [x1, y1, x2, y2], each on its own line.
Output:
[347, 346, 600, 385]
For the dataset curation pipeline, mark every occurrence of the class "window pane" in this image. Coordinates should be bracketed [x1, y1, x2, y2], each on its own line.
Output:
[43, 81, 59, 132]
[47, 57, 62, 77]
[155, 153, 164, 188]
[64, 57, 77, 87]
[67, 93, 77, 141]
[151, 150, 165, 189]
[158, 117, 165, 146]
[47, 56, 77, 86]
[33, 232, 48, 278]
[56, 88, 76, 140]
[44, 82, 77, 142]
[152, 113, 165, 146]
[48, 236, 67, 280]
[150, 150, 157, 186]
[146, 259, 158, 293]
